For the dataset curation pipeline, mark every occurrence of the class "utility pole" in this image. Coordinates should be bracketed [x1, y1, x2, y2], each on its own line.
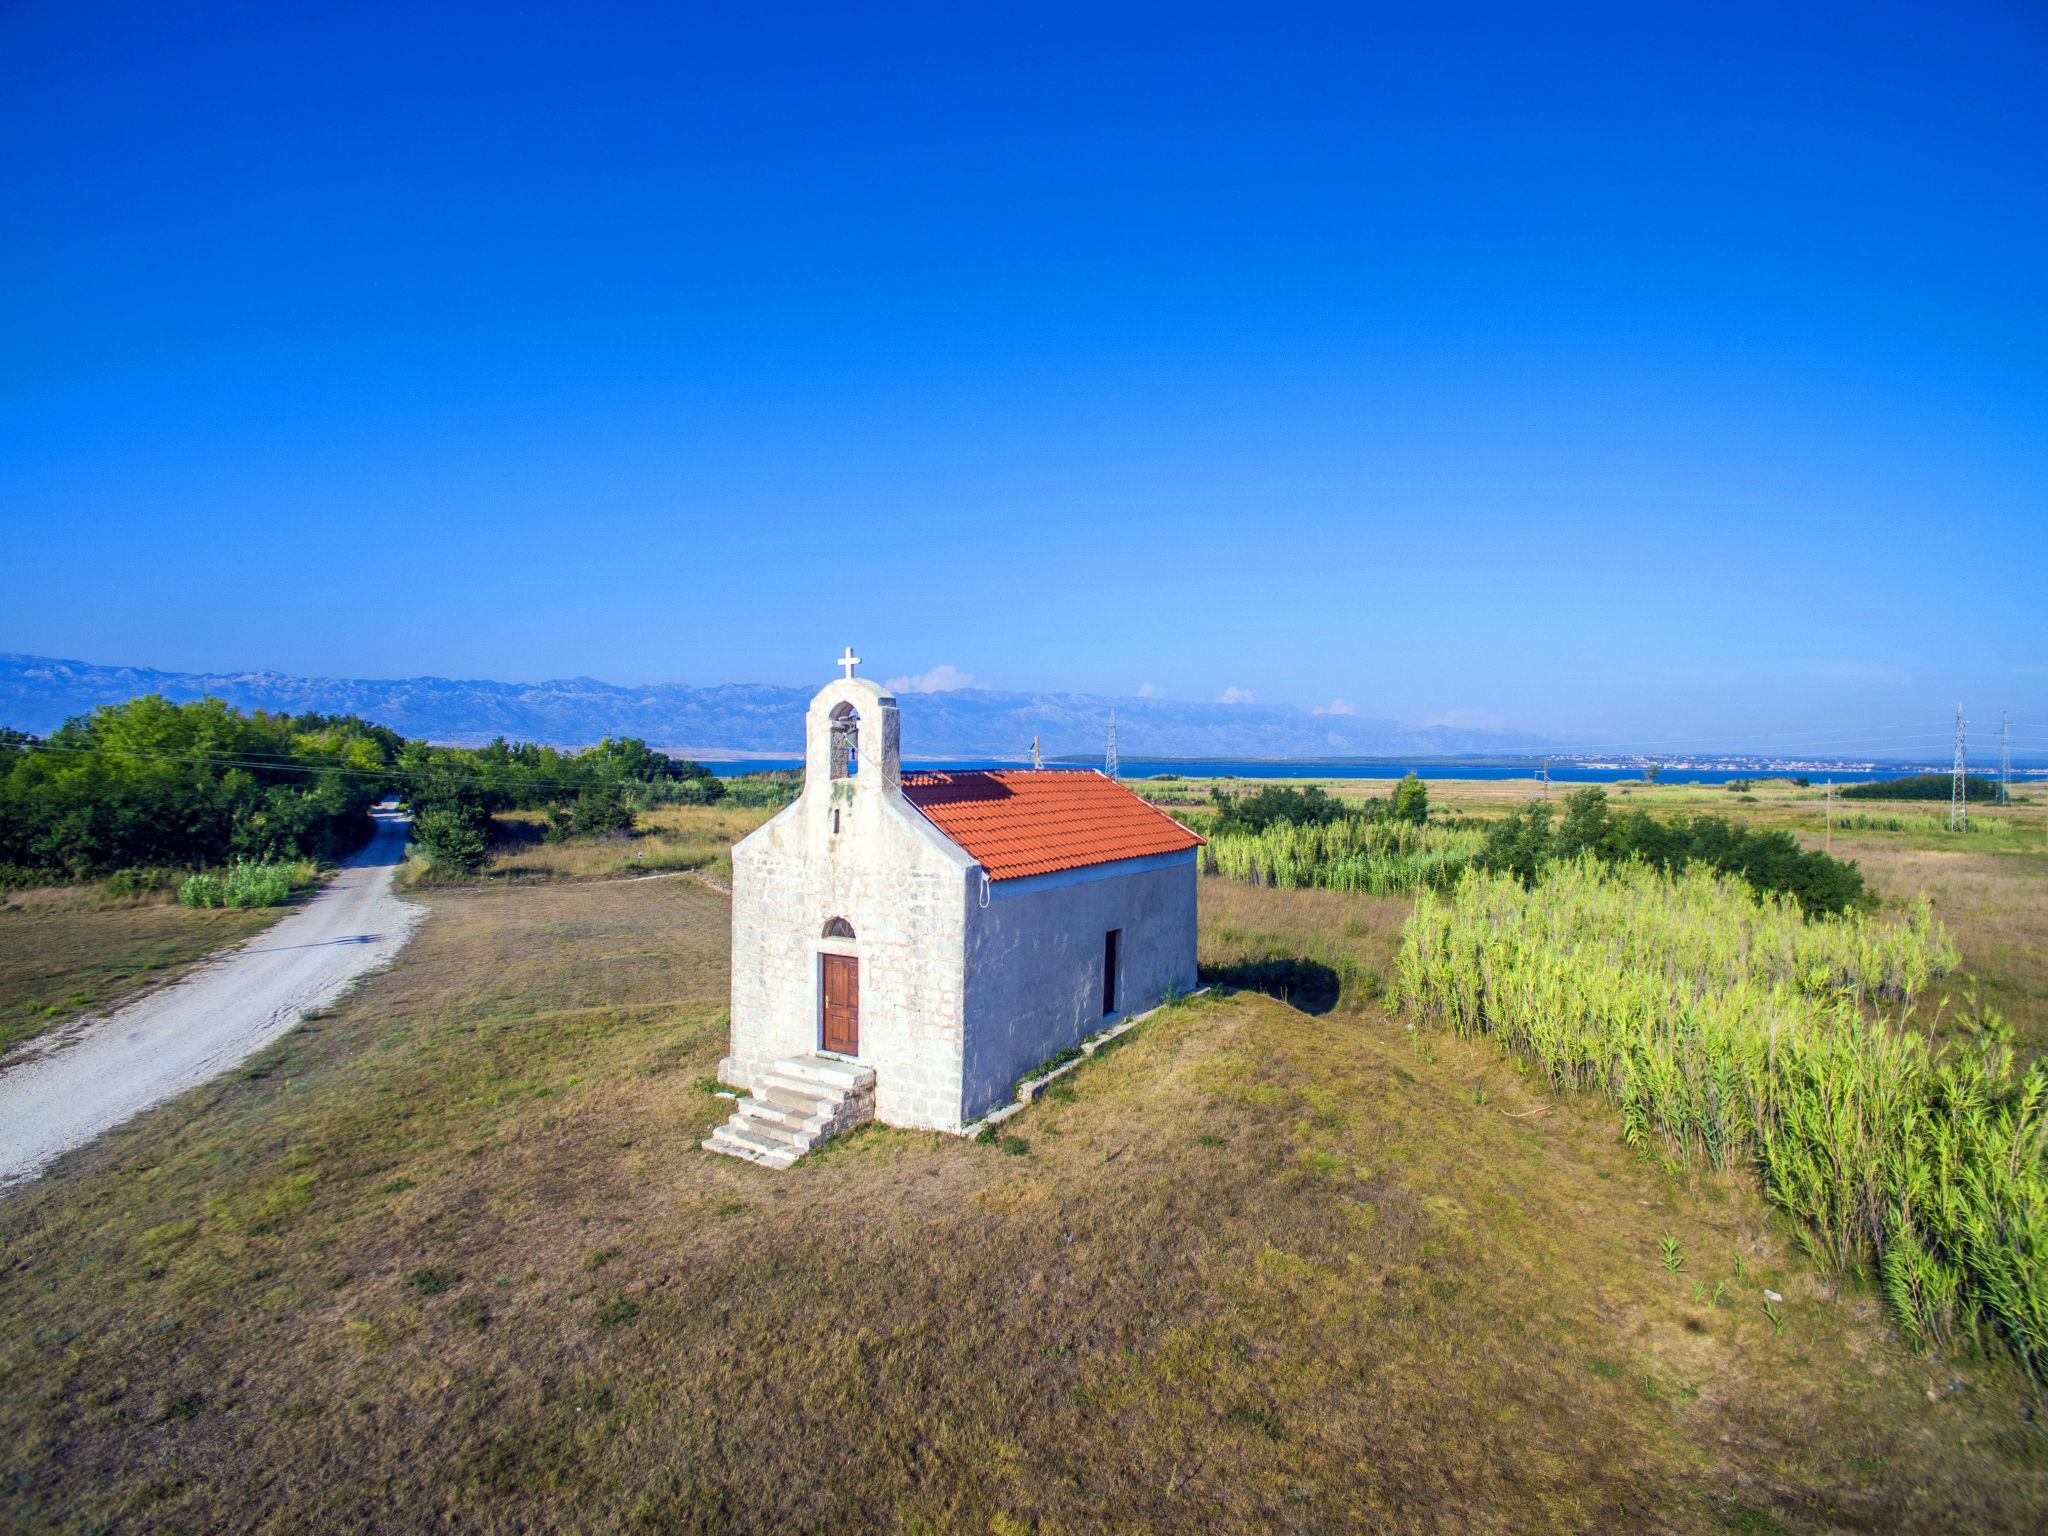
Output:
[1950, 702, 1967, 832]
[1825, 779, 1833, 856]
[1104, 709, 1119, 780]
[1541, 757, 1550, 801]
[1999, 711, 2012, 806]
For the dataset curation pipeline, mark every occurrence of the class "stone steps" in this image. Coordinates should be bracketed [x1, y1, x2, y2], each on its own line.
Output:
[704, 1055, 876, 1169]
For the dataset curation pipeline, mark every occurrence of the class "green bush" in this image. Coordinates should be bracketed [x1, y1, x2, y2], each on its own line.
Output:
[546, 784, 638, 841]
[178, 859, 298, 909]
[411, 806, 491, 874]
[1476, 787, 1867, 915]
[1208, 784, 1346, 836]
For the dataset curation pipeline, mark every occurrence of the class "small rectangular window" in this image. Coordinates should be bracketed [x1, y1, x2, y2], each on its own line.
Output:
[1103, 929, 1120, 1015]
[831, 808, 841, 834]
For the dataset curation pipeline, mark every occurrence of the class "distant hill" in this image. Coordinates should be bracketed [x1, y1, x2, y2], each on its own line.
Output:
[0, 653, 1559, 761]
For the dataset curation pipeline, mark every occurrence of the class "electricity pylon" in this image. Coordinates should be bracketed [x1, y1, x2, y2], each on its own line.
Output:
[1950, 703, 1967, 831]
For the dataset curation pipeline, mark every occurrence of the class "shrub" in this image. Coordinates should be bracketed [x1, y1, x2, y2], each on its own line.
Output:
[178, 872, 228, 909]
[410, 806, 491, 874]
[178, 859, 298, 909]
[547, 784, 638, 841]
[1208, 785, 1346, 836]
[1477, 787, 1867, 915]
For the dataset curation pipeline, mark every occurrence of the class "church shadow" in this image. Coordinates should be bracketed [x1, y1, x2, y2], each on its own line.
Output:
[1199, 956, 1341, 1016]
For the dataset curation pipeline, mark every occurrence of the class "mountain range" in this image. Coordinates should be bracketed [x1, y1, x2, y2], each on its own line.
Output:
[0, 653, 1558, 761]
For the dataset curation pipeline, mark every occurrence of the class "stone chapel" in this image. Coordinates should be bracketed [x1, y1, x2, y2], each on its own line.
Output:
[707, 651, 1202, 1167]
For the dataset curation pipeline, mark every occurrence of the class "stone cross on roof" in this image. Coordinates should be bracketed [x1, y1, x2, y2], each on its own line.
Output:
[837, 646, 860, 681]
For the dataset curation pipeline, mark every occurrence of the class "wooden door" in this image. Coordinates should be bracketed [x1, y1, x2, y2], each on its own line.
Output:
[1103, 929, 1120, 1015]
[821, 952, 860, 1055]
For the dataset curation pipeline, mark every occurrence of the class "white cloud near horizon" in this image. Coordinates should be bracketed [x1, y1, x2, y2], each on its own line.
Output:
[1137, 682, 1164, 698]
[1313, 698, 1353, 716]
[1217, 685, 1254, 705]
[886, 663, 979, 693]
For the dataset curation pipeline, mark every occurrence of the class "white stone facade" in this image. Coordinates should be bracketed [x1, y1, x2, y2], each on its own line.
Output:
[724, 670, 1199, 1132]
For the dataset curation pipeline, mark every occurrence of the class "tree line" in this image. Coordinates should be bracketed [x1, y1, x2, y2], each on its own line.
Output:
[0, 696, 730, 882]
[1476, 786, 1867, 915]
[1839, 774, 2005, 804]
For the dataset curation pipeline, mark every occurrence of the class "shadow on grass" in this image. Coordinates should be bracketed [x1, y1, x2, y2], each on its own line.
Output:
[1200, 956, 1341, 1016]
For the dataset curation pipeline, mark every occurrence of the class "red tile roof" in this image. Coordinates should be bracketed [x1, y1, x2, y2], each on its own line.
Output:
[900, 769, 1204, 881]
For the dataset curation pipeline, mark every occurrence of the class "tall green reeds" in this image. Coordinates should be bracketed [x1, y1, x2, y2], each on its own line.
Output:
[1205, 817, 1482, 895]
[1395, 858, 2045, 1380]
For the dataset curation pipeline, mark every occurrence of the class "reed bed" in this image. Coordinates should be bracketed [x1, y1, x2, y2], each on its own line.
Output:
[1205, 818, 1483, 895]
[1395, 858, 2046, 1379]
[1834, 811, 2016, 838]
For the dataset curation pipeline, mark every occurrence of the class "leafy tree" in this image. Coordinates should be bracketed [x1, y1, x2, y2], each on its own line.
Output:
[1388, 773, 1430, 826]
[0, 696, 391, 876]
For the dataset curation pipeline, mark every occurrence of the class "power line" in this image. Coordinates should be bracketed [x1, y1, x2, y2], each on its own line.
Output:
[0, 740, 706, 796]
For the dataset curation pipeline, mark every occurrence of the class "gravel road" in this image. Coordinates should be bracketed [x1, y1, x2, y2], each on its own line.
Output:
[0, 807, 425, 1190]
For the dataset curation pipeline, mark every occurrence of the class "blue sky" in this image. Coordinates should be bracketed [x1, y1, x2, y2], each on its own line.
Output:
[3, 1, 2043, 754]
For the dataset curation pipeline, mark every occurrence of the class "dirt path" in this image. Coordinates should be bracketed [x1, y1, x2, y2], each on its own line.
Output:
[0, 808, 425, 1190]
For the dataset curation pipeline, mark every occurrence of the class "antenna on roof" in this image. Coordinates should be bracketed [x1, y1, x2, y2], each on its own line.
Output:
[1030, 734, 1042, 770]
[1104, 709, 1119, 780]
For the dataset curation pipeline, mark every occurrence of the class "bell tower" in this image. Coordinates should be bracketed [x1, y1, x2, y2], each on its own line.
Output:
[803, 647, 900, 794]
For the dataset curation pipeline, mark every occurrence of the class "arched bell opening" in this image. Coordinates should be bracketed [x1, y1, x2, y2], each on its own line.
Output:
[829, 703, 860, 778]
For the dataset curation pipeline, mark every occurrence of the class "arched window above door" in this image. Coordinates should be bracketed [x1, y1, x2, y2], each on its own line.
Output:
[822, 916, 855, 939]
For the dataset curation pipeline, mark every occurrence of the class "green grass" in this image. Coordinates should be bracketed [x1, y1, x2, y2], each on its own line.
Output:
[0, 883, 285, 1056]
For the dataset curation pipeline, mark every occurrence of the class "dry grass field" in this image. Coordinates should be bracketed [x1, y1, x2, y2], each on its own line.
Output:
[4, 839, 2046, 1532]
[0, 886, 286, 1059]
[400, 803, 766, 888]
[1, 782, 2043, 1531]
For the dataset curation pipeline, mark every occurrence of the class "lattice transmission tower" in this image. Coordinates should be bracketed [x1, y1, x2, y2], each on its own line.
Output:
[1950, 703, 1967, 831]
[2000, 711, 2012, 806]
[1104, 709, 1120, 780]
